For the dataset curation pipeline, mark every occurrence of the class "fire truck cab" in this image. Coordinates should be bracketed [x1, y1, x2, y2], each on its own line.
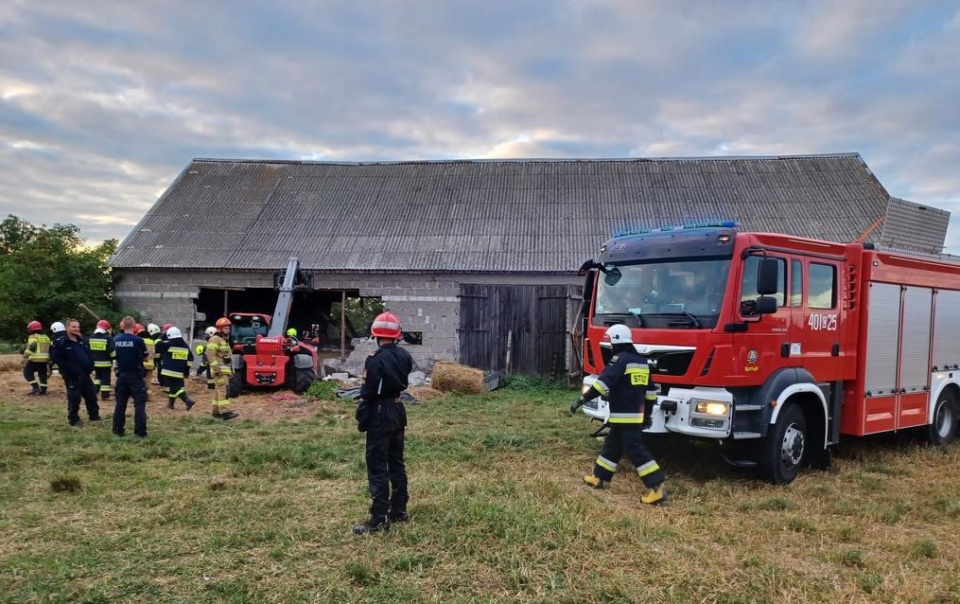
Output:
[578, 223, 960, 483]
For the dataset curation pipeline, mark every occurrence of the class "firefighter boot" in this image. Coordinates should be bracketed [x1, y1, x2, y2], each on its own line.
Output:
[38, 386, 48, 396]
[101, 390, 111, 402]
[167, 398, 176, 410]
[352, 516, 389, 535]
[27, 385, 40, 396]
[640, 483, 666, 505]
[583, 474, 605, 489]
[388, 511, 410, 523]
[219, 411, 239, 421]
[184, 396, 196, 411]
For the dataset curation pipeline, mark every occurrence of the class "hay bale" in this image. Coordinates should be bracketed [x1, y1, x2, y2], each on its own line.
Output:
[431, 362, 484, 394]
[407, 386, 445, 401]
[0, 355, 24, 373]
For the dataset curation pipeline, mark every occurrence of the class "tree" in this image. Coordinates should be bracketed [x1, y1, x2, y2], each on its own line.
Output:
[0, 215, 121, 342]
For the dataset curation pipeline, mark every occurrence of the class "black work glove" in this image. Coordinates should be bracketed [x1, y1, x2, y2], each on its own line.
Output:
[570, 397, 585, 414]
[207, 383, 215, 390]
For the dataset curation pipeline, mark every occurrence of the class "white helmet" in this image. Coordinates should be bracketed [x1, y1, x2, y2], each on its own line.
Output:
[166, 326, 182, 339]
[604, 324, 633, 345]
[205, 326, 217, 337]
[147, 323, 161, 336]
[51, 321, 66, 334]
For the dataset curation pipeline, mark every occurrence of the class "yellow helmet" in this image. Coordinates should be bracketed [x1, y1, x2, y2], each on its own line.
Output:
[286, 328, 297, 337]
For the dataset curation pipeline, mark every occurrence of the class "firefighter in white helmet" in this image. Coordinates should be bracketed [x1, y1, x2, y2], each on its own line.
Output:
[573, 323, 666, 505]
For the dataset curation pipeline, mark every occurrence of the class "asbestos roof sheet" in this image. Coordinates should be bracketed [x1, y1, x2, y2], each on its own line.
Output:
[109, 154, 943, 273]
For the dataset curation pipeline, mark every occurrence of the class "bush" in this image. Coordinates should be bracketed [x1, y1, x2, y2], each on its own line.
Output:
[305, 379, 339, 400]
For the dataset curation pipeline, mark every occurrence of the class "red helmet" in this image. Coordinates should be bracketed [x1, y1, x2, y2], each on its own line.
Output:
[135, 323, 144, 333]
[215, 317, 232, 329]
[370, 312, 402, 339]
[96, 319, 111, 331]
[162, 323, 173, 332]
[27, 320, 42, 332]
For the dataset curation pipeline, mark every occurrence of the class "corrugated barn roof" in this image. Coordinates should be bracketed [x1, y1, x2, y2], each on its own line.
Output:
[109, 153, 945, 273]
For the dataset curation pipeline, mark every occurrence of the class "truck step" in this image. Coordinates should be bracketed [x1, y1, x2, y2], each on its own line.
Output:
[735, 404, 764, 411]
[732, 431, 762, 439]
[718, 450, 758, 468]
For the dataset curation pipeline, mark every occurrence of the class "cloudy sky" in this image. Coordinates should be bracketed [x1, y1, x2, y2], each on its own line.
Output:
[2, 1, 959, 248]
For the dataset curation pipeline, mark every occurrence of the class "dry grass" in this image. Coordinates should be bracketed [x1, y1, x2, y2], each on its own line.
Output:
[1, 371, 959, 603]
[0, 354, 24, 373]
[431, 361, 485, 394]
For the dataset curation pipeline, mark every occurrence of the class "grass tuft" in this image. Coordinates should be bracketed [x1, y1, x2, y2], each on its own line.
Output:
[49, 475, 83, 493]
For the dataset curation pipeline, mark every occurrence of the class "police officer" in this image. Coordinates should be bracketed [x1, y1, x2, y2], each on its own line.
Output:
[207, 318, 238, 420]
[353, 311, 414, 535]
[112, 316, 150, 438]
[574, 324, 666, 505]
[89, 319, 115, 401]
[159, 327, 197, 411]
[23, 320, 51, 395]
[50, 318, 101, 426]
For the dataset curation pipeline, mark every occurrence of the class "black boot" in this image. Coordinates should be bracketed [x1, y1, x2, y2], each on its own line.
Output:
[168, 400, 175, 410]
[219, 411, 239, 421]
[27, 385, 40, 396]
[101, 392, 111, 401]
[183, 396, 196, 411]
[352, 516, 388, 535]
[388, 511, 410, 523]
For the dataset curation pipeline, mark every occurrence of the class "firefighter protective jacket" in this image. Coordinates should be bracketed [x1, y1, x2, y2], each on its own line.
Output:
[360, 342, 413, 431]
[89, 331, 115, 369]
[24, 333, 51, 362]
[142, 336, 156, 370]
[205, 334, 232, 375]
[583, 348, 657, 424]
[159, 338, 193, 379]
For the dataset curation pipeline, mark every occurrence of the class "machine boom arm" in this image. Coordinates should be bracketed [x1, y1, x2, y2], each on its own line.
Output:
[267, 256, 301, 337]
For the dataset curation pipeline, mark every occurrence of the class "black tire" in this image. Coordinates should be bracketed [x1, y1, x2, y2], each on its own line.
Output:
[293, 365, 316, 394]
[928, 389, 958, 446]
[226, 363, 246, 399]
[758, 403, 806, 485]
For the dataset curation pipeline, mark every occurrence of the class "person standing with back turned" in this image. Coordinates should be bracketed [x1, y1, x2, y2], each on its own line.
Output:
[353, 312, 414, 535]
[112, 316, 150, 438]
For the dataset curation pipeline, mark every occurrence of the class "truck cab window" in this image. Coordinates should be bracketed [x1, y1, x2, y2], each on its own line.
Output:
[808, 263, 837, 309]
[790, 259, 803, 307]
[740, 255, 785, 316]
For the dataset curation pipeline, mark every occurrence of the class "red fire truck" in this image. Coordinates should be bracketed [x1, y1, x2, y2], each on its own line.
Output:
[577, 223, 960, 483]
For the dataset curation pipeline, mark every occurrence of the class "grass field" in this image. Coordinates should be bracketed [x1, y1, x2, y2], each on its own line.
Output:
[1, 382, 959, 603]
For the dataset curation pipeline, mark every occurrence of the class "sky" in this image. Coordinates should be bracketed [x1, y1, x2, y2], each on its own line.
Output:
[2, 1, 960, 249]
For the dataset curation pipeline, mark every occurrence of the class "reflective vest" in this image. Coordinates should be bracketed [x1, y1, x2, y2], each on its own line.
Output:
[25, 333, 51, 362]
[206, 334, 233, 375]
[143, 337, 156, 370]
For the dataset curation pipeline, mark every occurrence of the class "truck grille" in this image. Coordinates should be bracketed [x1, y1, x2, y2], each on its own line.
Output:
[601, 348, 695, 377]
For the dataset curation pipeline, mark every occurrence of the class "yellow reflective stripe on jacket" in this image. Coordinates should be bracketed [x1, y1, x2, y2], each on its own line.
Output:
[161, 368, 185, 378]
[608, 412, 644, 424]
[625, 364, 650, 386]
[592, 379, 610, 396]
[26, 334, 51, 361]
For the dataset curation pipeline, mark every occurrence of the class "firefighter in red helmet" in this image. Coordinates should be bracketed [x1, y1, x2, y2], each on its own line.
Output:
[353, 311, 414, 535]
[89, 319, 116, 401]
[23, 320, 51, 395]
[206, 317, 238, 420]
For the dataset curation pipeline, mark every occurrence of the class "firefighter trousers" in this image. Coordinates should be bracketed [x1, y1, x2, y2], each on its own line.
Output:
[93, 367, 112, 398]
[23, 361, 48, 391]
[592, 424, 665, 489]
[365, 426, 408, 518]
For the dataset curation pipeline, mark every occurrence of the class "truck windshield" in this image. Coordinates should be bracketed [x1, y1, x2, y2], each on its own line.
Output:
[593, 258, 731, 328]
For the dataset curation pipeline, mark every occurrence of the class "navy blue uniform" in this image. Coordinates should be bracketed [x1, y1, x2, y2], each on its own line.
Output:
[160, 337, 195, 409]
[50, 335, 100, 425]
[358, 342, 414, 520]
[112, 331, 149, 437]
[582, 348, 665, 489]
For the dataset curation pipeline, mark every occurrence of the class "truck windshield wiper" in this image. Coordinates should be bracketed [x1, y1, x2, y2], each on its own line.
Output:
[643, 312, 702, 328]
[599, 312, 646, 328]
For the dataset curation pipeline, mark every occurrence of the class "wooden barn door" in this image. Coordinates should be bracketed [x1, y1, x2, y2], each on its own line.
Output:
[458, 284, 568, 378]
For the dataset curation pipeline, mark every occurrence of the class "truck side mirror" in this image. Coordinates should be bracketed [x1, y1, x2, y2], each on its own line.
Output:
[603, 266, 622, 286]
[756, 257, 779, 295]
[756, 296, 778, 314]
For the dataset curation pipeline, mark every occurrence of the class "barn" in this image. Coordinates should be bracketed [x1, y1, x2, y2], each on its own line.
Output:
[109, 153, 950, 377]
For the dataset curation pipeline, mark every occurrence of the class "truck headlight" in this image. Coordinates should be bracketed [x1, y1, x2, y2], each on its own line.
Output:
[694, 401, 729, 416]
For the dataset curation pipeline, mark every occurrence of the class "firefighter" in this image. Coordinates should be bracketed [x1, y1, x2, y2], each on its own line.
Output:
[50, 318, 101, 426]
[158, 326, 196, 411]
[154, 323, 173, 393]
[283, 327, 301, 352]
[206, 318, 238, 420]
[112, 316, 150, 438]
[353, 311, 414, 535]
[89, 319, 116, 401]
[23, 320, 51, 395]
[572, 324, 666, 505]
[195, 326, 217, 388]
[49, 321, 66, 383]
[135, 323, 155, 401]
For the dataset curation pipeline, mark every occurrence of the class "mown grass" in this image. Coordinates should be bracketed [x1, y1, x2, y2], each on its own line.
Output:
[1, 387, 959, 603]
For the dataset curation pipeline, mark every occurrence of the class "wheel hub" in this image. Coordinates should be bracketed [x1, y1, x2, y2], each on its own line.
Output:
[781, 424, 804, 466]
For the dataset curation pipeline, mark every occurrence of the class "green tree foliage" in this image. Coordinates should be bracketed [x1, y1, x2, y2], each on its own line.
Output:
[0, 215, 120, 342]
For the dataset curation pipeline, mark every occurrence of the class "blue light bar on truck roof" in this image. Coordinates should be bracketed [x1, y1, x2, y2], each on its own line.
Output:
[613, 220, 740, 238]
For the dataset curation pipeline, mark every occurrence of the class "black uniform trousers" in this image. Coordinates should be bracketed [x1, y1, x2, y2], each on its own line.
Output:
[365, 405, 408, 518]
[23, 361, 48, 389]
[65, 373, 100, 425]
[593, 424, 665, 489]
[113, 371, 148, 436]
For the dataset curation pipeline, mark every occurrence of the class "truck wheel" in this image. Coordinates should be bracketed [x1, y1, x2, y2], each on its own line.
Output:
[226, 363, 246, 398]
[294, 366, 316, 394]
[758, 403, 806, 485]
[928, 389, 958, 446]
